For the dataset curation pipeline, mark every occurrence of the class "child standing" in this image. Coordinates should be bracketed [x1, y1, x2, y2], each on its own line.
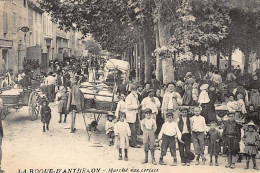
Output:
[207, 121, 221, 166]
[243, 121, 260, 170]
[105, 112, 116, 146]
[177, 108, 192, 166]
[141, 108, 157, 165]
[223, 112, 242, 169]
[114, 112, 131, 161]
[57, 86, 68, 123]
[40, 99, 51, 132]
[190, 107, 207, 165]
[115, 94, 126, 118]
[158, 112, 184, 166]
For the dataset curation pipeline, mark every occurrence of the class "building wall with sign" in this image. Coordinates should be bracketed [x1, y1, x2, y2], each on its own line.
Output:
[0, 0, 29, 74]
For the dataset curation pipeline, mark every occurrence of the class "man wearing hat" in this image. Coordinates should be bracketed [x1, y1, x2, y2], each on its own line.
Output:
[161, 82, 183, 122]
[141, 89, 161, 120]
[125, 85, 141, 148]
[223, 112, 242, 169]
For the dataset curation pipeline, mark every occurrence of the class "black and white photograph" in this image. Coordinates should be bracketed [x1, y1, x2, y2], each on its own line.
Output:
[0, 0, 260, 172]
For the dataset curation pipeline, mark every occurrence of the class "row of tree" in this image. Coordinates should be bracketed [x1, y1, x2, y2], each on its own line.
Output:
[39, 0, 260, 84]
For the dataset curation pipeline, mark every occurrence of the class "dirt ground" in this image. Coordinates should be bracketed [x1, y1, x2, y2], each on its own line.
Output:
[2, 103, 260, 173]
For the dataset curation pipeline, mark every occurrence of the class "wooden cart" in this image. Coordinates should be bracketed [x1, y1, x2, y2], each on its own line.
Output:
[79, 82, 118, 140]
[0, 87, 42, 121]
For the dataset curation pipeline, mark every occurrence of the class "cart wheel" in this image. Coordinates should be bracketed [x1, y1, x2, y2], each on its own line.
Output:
[28, 91, 40, 121]
[1, 107, 8, 120]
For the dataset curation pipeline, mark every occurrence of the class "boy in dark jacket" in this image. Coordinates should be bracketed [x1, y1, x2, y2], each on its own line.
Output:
[177, 108, 192, 166]
[223, 113, 242, 169]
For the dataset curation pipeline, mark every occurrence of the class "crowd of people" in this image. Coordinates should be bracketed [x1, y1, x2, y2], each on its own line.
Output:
[0, 57, 260, 170]
[103, 60, 260, 169]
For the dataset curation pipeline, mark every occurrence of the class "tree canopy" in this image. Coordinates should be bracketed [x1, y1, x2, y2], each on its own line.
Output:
[39, 0, 260, 61]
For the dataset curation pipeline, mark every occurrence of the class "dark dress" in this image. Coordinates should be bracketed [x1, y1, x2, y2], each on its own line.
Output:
[41, 106, 51, 124]
[207, 129, 221, 156]
[155, 96, 164, 136]
[201, 90, 217, 124]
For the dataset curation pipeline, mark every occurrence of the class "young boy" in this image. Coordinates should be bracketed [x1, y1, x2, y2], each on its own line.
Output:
[158, 112, 184, 166]
[105, 112, 116, 146]
[177, 108, 192, 166]
[223, 112, 242, 169]
[141, 108, 157, 165]
[40, 99, 52, 132]
[190, 107, 207, 165]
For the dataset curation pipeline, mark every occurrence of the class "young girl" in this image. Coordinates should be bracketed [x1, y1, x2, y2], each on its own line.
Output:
[105, 112, 116, 146]
[243, 121, 260, 170]
[141, 108, 157, 165]
[57, 86, 69, 123]
[207, 121, 221, 166]
[40, 99, 51, 132]
[114, 112, 131, 161]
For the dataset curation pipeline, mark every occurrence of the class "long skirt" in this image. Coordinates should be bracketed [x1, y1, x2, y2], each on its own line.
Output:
[58, 100, 68, 114]
[201, 103, 217, 124]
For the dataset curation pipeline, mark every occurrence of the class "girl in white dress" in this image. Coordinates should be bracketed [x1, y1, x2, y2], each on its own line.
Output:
[114, 112, 131, 161]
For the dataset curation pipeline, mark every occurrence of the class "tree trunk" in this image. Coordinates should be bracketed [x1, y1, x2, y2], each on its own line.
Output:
[139, 38, 145, 84]
[135, 43, 139, 82]
[217, 50, 220, 71]
[144, 37, 152, 83]
[244, 49, 250, 73]
[158, 20, 174, 84]
[155, 21, 163, 83]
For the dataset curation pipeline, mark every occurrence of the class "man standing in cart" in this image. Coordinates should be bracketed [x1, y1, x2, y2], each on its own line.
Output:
[0, 97, 4, 173]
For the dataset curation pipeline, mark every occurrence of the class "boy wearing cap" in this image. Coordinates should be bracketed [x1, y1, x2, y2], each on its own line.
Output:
[190, 107, 207, 165]
[158, 112, 184, 166]
[141, 108, 157, 165]
[223, 113, 242, 169]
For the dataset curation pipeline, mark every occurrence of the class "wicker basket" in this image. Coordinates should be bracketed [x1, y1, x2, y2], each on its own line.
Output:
[84, 99, 95, 109]
[94, 100, 117, 111]
[0, 95, 21, 104]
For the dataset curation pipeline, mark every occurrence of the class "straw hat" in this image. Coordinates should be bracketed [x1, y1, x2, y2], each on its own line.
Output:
[200, 84, 209, 91]
[247, 121, 257, 127]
